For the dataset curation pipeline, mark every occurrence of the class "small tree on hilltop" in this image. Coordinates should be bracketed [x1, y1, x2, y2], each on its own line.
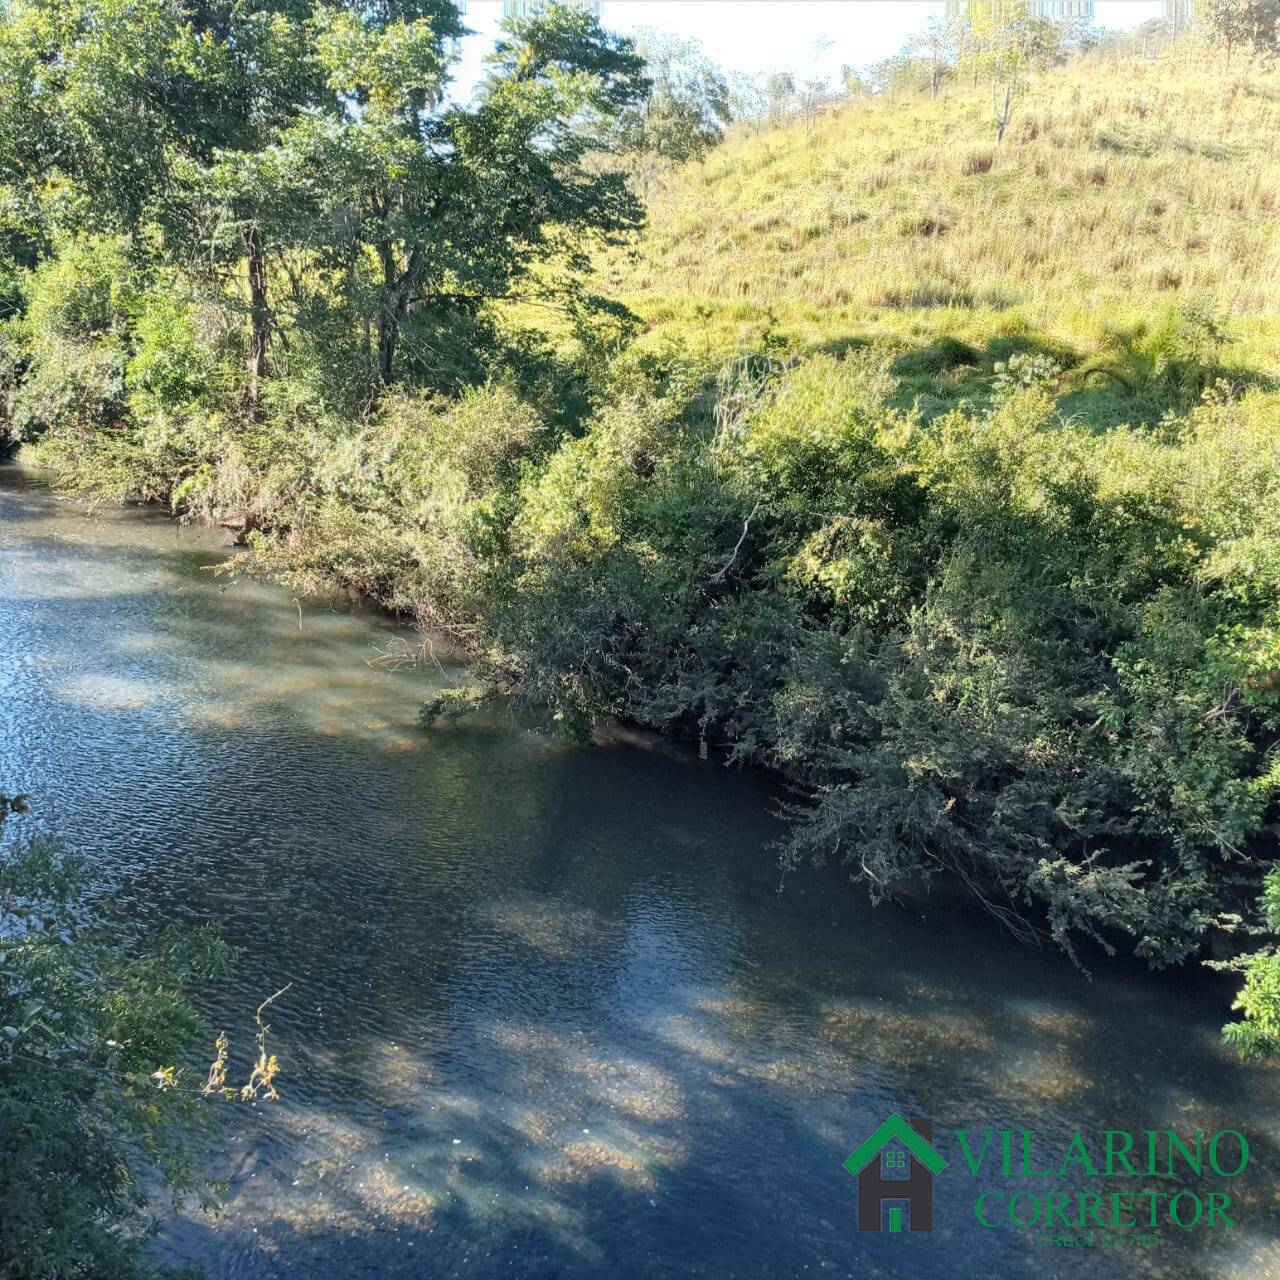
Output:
[1201, 0, 1280, 65]
[721, 69, 767, 128]
[908, 16, 963, 99]
[612, 29, 732, 175]
[765, 70, 796, 127]
[974, 12, 1063, 142]
[840, 63, 871, 100]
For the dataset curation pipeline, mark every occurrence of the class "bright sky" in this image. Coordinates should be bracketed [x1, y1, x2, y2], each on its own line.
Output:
[451, 1, 1166, 100]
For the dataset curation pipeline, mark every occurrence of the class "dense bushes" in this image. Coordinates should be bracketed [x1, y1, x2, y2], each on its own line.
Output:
[251, 380, 548, 626]
[6, 214, 1279, 978]
[458, 353, 1278, 967]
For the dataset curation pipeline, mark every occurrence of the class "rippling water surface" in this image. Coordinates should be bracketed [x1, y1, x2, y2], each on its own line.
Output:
[1, 465, 1278, 1280]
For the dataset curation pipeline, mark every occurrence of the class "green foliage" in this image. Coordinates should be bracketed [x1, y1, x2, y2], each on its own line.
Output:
[1078, 304, 1227, 400]
[612, 30, 731, 167]
[248, 379, 548, 623]
[1219, 869, 1280, 1059]
[1200, 0, 1280, 60]
[0, 797, 231, 1278]
[3, 235, 134, 441]
[429, 352, 1280, 968]
[0, 0, 644, 424]
[126, 293, 224, 420]
[420, 682, 499, 725]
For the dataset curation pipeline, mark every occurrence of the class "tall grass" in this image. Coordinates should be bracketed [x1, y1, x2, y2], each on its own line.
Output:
[596, 45, 1280, 374]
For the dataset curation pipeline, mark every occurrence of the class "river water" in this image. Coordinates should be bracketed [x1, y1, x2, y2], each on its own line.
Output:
[1, 465, 1277, 1280]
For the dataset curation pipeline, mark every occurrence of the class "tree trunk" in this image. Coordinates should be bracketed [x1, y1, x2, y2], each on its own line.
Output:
[244, 225, 269, 415]
[376, 312, 398, 386]
[376, 245, 423, 389]
[994, 84, 1012, 143]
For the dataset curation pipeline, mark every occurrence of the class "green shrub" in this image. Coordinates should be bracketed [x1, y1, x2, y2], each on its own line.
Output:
[479, 353, 1280, 966]
[1217, 869, 1280, 1059]
[5, 235, 135, 442]
[251, 379, 549, 625]
[0, 798, 230, 1279]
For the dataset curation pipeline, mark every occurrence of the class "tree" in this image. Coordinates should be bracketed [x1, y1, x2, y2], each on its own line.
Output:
[725, 69, 768, 124]
[257, 3, 460, 389]
[765, 70, 796, 126]
[908, 16, 962, 99]
[871, 51, 931, 99]
[991, 43, 1024, 142]
[3, 0, 648, 401]
[797, 75, 833, 125]
[840, 63, 870, 100]
[323, 0, 645, 386]
[961, 11, 1064, 142]
[1134, 15, 1170, 59]
[201, 0, 648, 391]
[1201, 0, 1280, 64]
[173, 0, 348, 411]
[0, 0, 330, 412]
[612, 30, 731, 169]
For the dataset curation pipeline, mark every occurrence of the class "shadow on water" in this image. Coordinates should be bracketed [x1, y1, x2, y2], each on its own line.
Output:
[2, 468, 1279, 1280]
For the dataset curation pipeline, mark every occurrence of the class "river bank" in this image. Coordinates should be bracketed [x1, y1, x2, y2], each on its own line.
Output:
[3, 464, 1278, 1280]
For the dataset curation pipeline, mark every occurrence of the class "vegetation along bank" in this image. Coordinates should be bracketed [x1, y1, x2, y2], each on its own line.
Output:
[4, 1, 1280, 1057]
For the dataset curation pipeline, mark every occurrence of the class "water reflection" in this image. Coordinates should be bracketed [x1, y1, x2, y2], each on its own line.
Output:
[2, 465, 1278, 1280]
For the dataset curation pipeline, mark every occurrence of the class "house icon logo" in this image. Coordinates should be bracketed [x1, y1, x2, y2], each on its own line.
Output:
[843, 1114, 946, 1233]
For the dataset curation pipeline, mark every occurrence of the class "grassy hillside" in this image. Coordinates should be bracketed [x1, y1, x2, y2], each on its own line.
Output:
[597, 48, 1280, 395]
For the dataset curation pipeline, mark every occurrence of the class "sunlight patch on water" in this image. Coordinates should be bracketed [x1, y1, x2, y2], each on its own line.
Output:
[54, 673, 162, 711]
[0, 569, 155, 601]
[647, 1012, 740, 1068]
[535, 1135, 662, 1195]
[568, 1059, 684, 1124]
[486, 1027, 686, 1129]
[176, 659, 429, 749]
[690, 993, 761, 1019]
[365, 1041, 440, 1095]
[820, 1000, 998, 1062]
[735, 1054, 858, 1092]
[1022, 1008, 1093, 1038]
[483, 898, 605, 959]
[1201, 1232, 1280, 1280]
[111, 631, 168, 655]
[986, 1051, 1095, 1103]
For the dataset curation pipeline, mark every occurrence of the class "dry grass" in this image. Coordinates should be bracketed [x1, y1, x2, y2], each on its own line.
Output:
[590, 45, 1280, 376]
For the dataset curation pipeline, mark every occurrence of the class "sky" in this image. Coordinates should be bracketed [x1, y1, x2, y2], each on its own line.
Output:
[450, 1, 1167, 100]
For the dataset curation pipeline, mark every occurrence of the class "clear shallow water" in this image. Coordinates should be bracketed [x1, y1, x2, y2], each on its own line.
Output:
[1, 464, 1278, 1280]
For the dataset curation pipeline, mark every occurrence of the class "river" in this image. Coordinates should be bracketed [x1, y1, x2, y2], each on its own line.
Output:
[0, 464, 1277, 1280]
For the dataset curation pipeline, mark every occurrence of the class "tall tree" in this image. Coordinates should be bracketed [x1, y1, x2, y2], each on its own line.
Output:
[764, 70, 796, 126]
[252, 0, 646, 388]
[0, 0, 328, 410]
[908, 16, 962, 99]
[155, 0, 339, 411]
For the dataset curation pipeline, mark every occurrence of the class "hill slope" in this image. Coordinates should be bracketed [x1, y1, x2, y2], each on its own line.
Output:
[599, 50, 1280, 382]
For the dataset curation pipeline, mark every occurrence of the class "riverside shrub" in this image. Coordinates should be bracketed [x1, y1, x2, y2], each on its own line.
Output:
[478, 355, 1280, 966]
